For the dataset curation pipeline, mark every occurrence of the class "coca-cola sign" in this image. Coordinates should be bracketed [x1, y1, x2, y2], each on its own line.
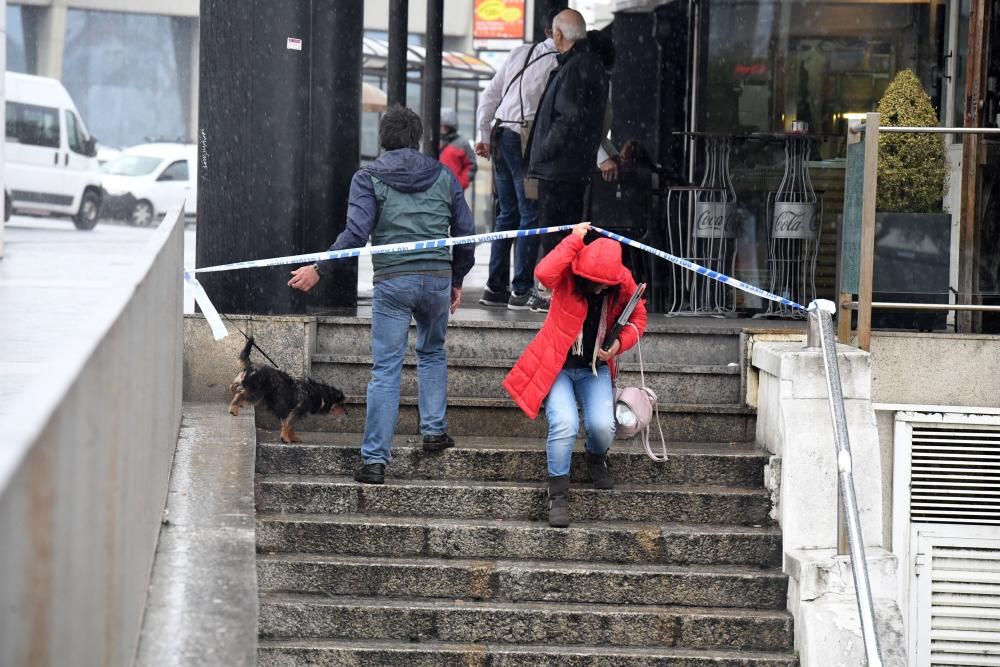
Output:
[772, 202, 818, 239]
[693, 202, 738, 239]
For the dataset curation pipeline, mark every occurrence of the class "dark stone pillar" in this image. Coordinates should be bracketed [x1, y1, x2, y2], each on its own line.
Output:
[196, 0, 362, 314]
[303, 1, 363, 310]
[533, 0, 568, 42]
[422, 0, 443, 157]
[387, 0, 408, 108]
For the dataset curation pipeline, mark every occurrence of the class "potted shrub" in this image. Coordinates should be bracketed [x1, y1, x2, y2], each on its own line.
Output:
[873, 69, 951, 330]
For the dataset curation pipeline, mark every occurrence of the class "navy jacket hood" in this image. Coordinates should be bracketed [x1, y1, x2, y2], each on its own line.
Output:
[364, 148, 444, 193]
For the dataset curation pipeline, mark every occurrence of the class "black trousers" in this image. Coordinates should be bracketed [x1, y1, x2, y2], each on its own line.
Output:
[538, 178, 589, 255]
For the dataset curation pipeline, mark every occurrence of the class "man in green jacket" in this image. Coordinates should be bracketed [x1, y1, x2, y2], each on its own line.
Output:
[289, 106, 475, 484]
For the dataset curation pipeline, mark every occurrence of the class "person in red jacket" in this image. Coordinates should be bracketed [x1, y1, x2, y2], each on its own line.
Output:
[503, 222, 647, 527]
[438, 108, 477, 190]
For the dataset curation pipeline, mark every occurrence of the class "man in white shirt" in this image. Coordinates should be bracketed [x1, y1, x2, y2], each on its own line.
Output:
[474, 10, 560, 312]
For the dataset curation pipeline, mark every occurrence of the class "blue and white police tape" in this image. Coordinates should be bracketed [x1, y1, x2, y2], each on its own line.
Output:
[590, 226, 806, 312]
[184, 222, 806, 341]
[191, 224, 578, 274]
[184, 271, 229, 340]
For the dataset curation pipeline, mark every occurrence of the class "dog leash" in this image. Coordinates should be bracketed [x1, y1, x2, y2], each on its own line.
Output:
[219, 312, 283, 371]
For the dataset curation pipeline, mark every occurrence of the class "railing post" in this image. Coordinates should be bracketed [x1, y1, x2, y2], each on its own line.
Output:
[857, 112, 879, 352]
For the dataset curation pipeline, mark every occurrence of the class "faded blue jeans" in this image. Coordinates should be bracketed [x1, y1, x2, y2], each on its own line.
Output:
[543, 365, 616, 477]
[487, 127, 540, 296]
[361, 273, 451, 465]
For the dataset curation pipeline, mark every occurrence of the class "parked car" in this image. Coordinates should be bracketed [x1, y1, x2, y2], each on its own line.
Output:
[4, 71, 103, 229]
[100, 143, 197, 226]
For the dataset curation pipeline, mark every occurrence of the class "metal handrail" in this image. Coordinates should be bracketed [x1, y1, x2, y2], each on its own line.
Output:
[844, 301, 1000, 312]
[808, 302, 884, 667]
[854, 125, 1000, 135]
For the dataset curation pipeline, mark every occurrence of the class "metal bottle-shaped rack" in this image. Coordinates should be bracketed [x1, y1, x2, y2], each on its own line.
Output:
[666, 136, 739, 316]
[761, 134, 822, 318]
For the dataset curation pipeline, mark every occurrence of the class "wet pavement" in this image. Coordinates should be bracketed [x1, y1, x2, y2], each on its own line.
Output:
[0, 216, 163, 424]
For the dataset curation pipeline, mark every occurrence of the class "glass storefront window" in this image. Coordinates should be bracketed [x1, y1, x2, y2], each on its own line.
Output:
[703, 0, 955, 154]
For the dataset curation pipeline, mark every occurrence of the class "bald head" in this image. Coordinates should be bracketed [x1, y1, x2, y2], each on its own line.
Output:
[552, 9, 587, 52]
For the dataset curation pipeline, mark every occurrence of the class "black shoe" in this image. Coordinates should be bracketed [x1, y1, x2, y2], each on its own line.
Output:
[585, 452, 615, 490]
[479, 286, 511, 307]
[354, 462, 385, 484]
[422, 433, 456, 452]
[507, 291, 533, 311]
[547, 475, 571, 528]
[528, 293, 550, 313]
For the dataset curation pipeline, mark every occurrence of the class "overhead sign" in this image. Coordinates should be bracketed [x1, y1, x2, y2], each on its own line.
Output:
[473, 0, 525, 41]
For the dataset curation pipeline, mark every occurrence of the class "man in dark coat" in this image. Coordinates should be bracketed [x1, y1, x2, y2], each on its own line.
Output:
[526, 9, 609, 255]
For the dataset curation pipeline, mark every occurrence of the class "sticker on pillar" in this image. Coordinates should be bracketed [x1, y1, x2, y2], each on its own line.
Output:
[287, 38, 302, 51]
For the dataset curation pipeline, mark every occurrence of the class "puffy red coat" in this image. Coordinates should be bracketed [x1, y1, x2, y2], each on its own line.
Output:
[503, 234, 648, 419]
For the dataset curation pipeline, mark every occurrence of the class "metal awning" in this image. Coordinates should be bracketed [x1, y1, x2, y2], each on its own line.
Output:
[361, 37, 495, 82]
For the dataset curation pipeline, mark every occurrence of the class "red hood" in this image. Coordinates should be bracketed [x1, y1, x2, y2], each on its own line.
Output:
[571, 238, 628, 286]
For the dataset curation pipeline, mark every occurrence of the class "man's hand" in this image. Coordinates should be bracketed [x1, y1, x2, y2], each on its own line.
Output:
[474, 142, 491, 159]
[596, 339, 620, 362]
[450, 287, 462, 314]
[599, 158, 619, 182]
[288, 265, 321, 292]
[572, 221, 591, 239]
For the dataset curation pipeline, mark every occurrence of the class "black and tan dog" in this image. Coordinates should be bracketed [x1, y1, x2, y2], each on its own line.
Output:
[229, 337, 347, 443]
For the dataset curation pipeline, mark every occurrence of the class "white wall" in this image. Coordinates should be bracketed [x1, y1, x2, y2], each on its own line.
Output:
[0, 210, 184, 667]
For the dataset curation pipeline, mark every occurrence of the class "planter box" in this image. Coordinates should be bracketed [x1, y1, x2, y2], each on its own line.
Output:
[872, 212, 951, 331]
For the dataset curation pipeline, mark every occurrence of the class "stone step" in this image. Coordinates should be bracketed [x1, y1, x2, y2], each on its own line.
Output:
[254, 398, 755, 442]
[315, 316, 743, 366]
[254, 475, 772, 525]
[257, 639, 799, 666]
[311, 355, 741, 404]
[255, 514, 782, 568]
[256, 554, 788, 610]
[258, 593, 794, 652]
[256, 435, 768, 488]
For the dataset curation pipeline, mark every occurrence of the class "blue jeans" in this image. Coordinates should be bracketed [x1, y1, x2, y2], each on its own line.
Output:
[488, 128, 540, 296]
[543, 365, 616, 477]
[361, 274, 451, 465]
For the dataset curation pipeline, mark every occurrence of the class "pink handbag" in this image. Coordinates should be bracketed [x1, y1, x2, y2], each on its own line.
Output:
[613, 328, 668, 462]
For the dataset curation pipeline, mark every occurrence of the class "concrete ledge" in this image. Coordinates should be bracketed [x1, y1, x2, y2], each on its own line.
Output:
[135, 402, 258, 667]
[786, 548, 905, 667]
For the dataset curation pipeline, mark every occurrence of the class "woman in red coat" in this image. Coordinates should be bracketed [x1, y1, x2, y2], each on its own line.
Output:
[503, 222, 647, 527]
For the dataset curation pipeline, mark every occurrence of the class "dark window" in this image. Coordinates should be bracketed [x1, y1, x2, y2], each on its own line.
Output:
[158, 160, 188, 182]
[6, 102, 60, 148]
[65, 110, 86, 154]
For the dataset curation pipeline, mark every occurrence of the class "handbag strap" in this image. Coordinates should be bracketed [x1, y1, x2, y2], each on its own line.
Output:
[624, 324, 668, 463]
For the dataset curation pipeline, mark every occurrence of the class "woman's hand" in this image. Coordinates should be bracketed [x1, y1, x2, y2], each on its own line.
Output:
[571, 222, 591, 239]
[596, 339, 620, 361]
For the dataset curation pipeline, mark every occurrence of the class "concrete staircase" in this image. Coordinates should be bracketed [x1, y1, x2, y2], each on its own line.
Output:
[255, 315, 799, 666]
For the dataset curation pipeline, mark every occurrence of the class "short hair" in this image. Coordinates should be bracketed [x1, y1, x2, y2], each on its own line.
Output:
[553, 9, 587, 42]
[379, 105, 422, 151]
[544, 8, 561, 29]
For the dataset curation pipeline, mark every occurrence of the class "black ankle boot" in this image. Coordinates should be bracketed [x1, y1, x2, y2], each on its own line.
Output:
[547, 475, 570, 528]
[354, 462, 385, 484]
[585, 452, 614, 490]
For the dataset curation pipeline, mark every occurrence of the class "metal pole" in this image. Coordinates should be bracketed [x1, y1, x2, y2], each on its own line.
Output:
[387, 0, 408, 108]
[421, 0, 443, 158]
[814, 307, 884, 667]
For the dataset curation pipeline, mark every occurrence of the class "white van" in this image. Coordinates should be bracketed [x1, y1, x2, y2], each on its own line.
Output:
[4, 72, 103, 230]
[101, 143, 197, 226]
